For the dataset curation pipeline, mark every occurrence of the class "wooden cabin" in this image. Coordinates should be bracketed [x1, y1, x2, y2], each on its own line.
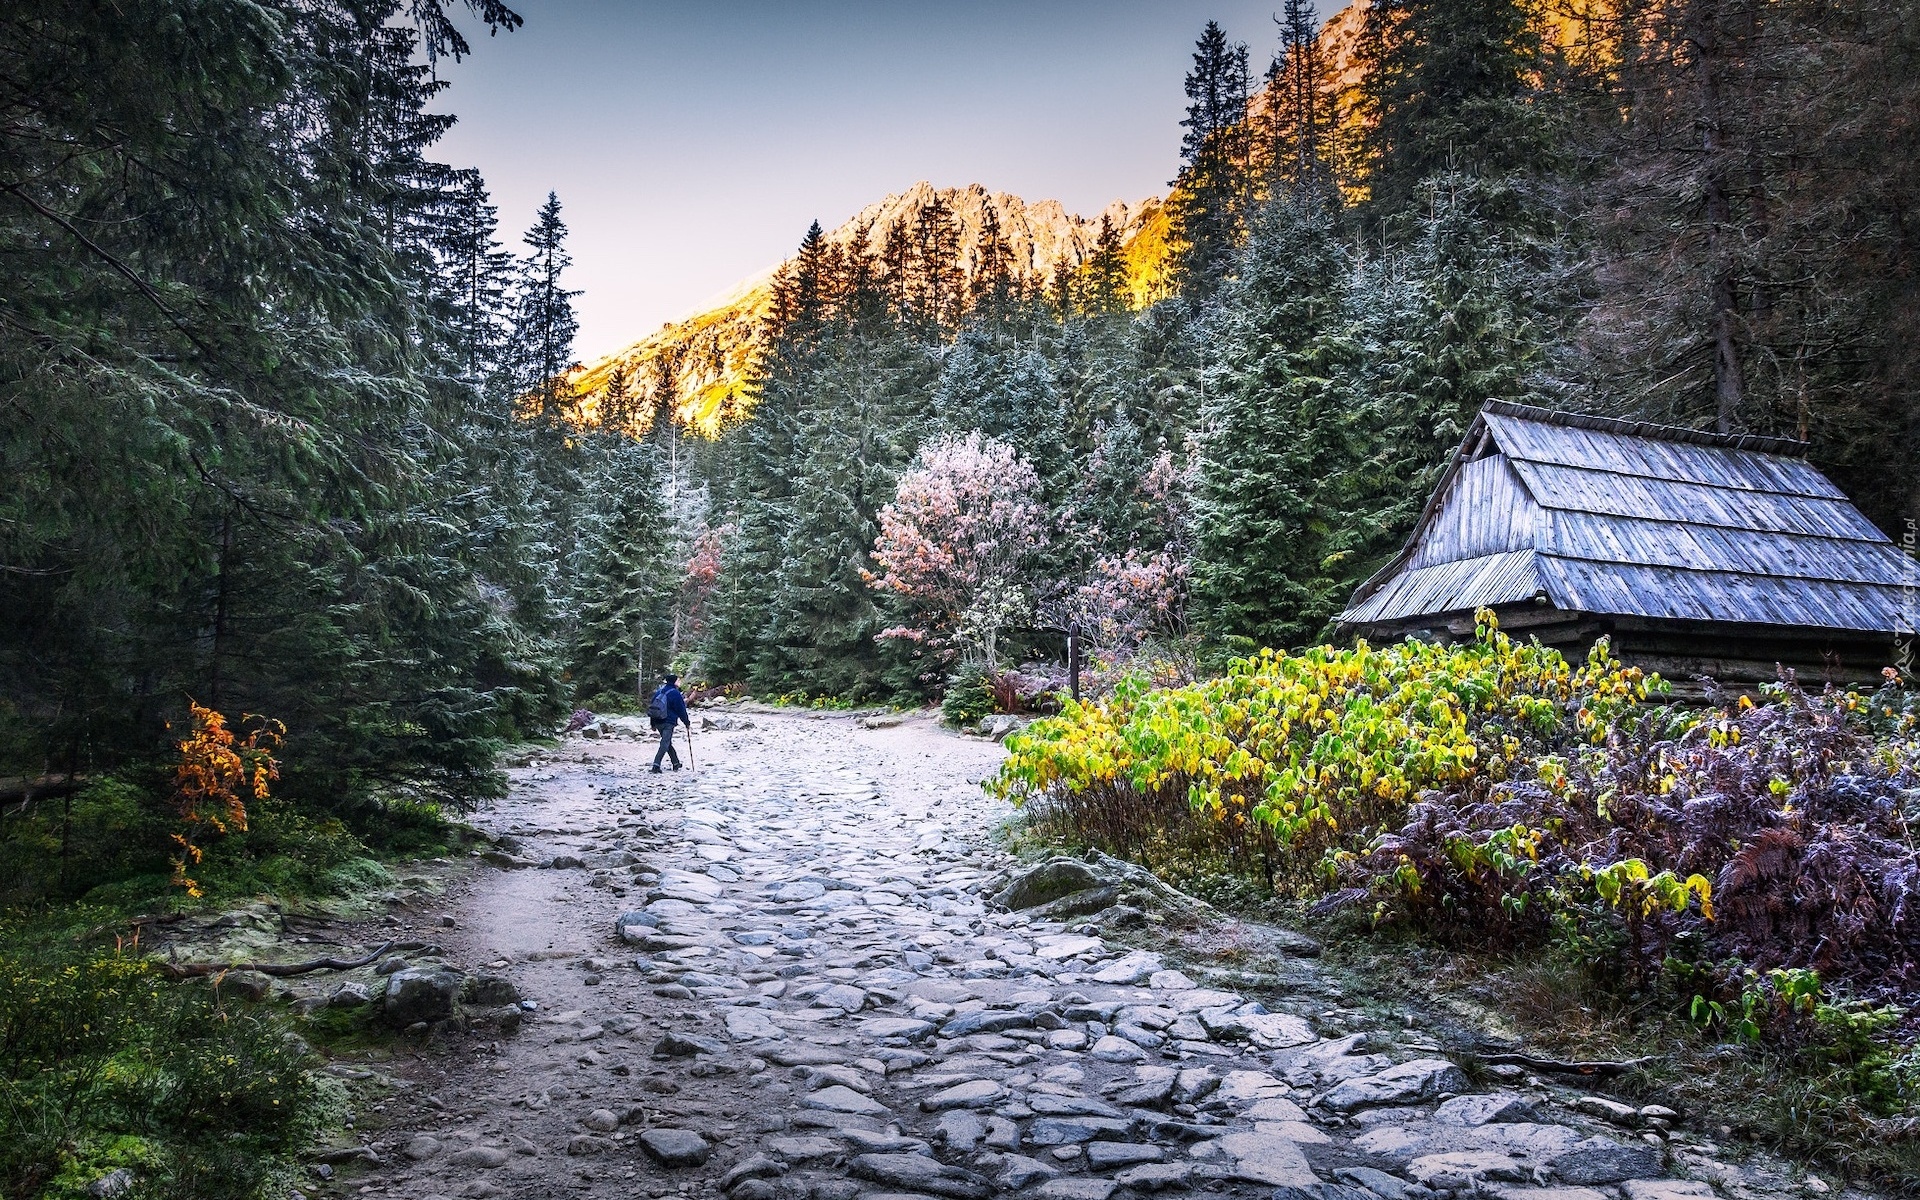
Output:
[1338, 402, 1918, 690]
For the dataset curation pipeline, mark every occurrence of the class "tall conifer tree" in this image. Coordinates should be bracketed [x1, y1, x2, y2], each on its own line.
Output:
[1171, 22, 1253, 298]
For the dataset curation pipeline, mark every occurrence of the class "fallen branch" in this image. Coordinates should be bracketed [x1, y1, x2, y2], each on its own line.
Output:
[1478, 1051, 1659, 1077]
[156, 940, 438, 980]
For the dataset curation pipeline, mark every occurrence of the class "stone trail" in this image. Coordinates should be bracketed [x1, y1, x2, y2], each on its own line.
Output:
[335, 709, 1833, 1200]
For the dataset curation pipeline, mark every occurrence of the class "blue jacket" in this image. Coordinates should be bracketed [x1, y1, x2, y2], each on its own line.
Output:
[652, 683, 690, 728]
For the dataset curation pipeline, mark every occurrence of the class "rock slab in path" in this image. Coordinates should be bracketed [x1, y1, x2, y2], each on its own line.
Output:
[1320, 1057, 1469, 1111]
[638, 1128, 710, 1167]
[921, 1079, 1005, 1111]
[848, 1152, 989, 1199]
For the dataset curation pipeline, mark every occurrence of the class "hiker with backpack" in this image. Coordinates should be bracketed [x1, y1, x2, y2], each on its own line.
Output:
[647, 672, 691, 773]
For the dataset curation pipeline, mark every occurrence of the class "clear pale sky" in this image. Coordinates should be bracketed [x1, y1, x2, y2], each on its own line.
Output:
[433, 1, 1335, 361]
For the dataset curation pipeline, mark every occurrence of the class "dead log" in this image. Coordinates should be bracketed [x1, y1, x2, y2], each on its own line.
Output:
[0, 774, 86, 811]
[155, 940, 438, 980]
[1479, 1051, 1659, 1077]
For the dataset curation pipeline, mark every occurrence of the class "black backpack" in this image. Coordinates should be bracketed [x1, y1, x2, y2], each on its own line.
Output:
[646, 687, 672, 725]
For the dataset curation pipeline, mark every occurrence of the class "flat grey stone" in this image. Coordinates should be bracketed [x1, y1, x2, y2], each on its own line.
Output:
[638, 1127, 710, 1167]
[984, 1115, 1021, 1150]
[1033, 934, 1103, 960]
[817, 983, 868, 1011]
[1166, 988, 1244, 1013]
[766, 1135, 841, 1162]
[1089, 950, 1162, 984]
[840, 1128, 927, 1153]
[1437, 1092, 1537, 1125]
[941, 1009, 1033, 1036]
[447, 1145, 507, 1168]
[1215, 1131, 1318, 1187]
[920, 1079, 1005, 1111]
[724, 1008, 786, 1041]
[860, 1016, 937, 1040]
[936, 1110, 986, 1153]
[764, 1043, 856, 1066]
[1549, 1136, 1664, 1185]
[1035, 1180, 1117, 1200]
[719, 1156, 786, 1191]
[1085, 1142, 1164, 1169]
[1110, 1074, 1176, 1107]
[1409, 1151, 1529, 1189]
[1243, 1097, 1309, 1122]
[1115, 1163, 1192, 1192]
[1088, 1035, 1148, 1063]
[1215, 1069, 1289, 1103]
[1619, 1184, 1714, 1200]
[1241, 1011, 1316, 1049]
[848, 1152, 989, 1199]
[994, 1154, 1060, 1190]
[1337, 1166, 1420, 1200]
[652, 1030, 726, 1057]
[802, 1084, 889, 1115]
[1456, 1121, 1583, 1167]
[1026, 1116, 1133, 1145]
[1570, 1095, 1642, 1126]
[1320, 1057, 1469, 1111]
[1027, 1093, 1124, 1119]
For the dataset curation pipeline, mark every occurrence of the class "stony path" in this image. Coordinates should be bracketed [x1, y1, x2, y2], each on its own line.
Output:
[347, 707, 1840, 1200]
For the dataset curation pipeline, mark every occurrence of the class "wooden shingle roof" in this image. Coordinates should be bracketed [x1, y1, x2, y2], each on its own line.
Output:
[1341, 402, 1920, 635]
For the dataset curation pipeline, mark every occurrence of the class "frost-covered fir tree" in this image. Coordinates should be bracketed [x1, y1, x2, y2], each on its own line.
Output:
[570, 439, 675, 705]
[1190, 189, 1358, 650]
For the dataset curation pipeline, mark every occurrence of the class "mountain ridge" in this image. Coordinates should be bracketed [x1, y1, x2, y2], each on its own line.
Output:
[570, 182, 1172, 432]
[573, 1, 1372, 433]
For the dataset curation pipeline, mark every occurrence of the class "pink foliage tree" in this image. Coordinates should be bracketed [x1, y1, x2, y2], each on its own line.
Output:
[868, 432, 1050, 668]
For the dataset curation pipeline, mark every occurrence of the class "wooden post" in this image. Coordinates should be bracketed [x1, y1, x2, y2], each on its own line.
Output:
[1067, 625, 1082, 702]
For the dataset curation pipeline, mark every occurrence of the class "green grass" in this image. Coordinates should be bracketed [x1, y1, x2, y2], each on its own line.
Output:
[0, 770, 480, 1198]
[0, 914, 344, 1200]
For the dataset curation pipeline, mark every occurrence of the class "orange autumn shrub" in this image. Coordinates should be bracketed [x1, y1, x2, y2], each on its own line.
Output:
[169, 703, 283, 897]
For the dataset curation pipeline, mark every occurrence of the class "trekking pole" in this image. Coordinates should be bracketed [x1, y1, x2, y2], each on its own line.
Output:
[683, 722, 695, 771]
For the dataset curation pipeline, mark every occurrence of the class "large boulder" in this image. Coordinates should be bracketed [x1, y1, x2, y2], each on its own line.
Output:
[461, 973, 520, 1007]
[383, 965, 464, 1026]
[994, 858, 1104, 910]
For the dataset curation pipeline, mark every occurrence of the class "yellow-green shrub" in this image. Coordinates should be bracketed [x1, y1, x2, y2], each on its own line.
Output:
[991, 611, 1657, 891]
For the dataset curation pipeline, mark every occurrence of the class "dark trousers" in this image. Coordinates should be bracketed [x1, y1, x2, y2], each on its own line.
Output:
[653, 722, 681, 770]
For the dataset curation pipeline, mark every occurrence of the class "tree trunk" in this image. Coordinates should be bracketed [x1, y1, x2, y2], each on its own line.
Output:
[208, 509, 233, 709]
[1688, 0, 1746, 432]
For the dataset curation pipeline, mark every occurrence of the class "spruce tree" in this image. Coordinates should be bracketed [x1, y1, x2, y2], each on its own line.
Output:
[571, 440, 674, 705]
[514, 192, 583, 424]
[1262, 0, 1336, 194]
[1357, 0, 1548, 222]
[908, 194, 965, 329]
[1081, 216, 1130, 316]
[1171, 22, 1253, 298]
[1190, 190, 1358, 649]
